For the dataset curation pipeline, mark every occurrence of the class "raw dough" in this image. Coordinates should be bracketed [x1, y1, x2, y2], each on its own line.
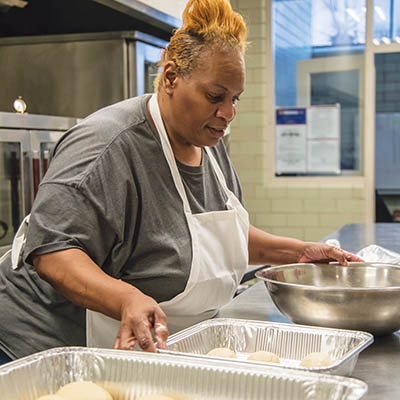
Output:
[37, 396, 64, 400]
[247, 350, 280, 363]
[300, 352, 333, 367]
[56, 381, 113, 400]
[206, 347, 236, 358]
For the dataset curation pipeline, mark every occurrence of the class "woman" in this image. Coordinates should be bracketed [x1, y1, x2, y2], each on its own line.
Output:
[0, 0, 362, 364]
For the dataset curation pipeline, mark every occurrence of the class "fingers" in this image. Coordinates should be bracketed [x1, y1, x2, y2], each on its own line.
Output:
[330, 247, 349, 266]
[113, 309, 169, 353]
[300, 242, 364, 265]
[153, 320, 169, 350]
[113, 333, 136, 351]
[114, 320, 157, 352]
[345, 252, 364, 263]
[330, 246, 364, 265]
[134, 322, 158, 352]
[113, 327, 156, 352]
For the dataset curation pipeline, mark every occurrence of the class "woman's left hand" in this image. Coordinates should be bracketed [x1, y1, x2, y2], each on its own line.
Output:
[298, 242, 364, 265]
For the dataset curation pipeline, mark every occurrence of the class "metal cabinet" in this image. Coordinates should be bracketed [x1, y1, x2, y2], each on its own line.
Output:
[0, 112, 77, 246]
[0, 31, 167, 118]
[0, 29, 167, 247]
[0, 30, 167, 247]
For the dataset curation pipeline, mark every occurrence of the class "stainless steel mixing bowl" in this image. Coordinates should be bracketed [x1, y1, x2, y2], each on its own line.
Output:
[255, 262, 400, 335]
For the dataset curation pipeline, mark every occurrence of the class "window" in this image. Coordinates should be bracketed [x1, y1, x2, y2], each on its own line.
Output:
[312, 0, 366, 48]
[272, 0, 365, 175]
[373, 0, 400, 43]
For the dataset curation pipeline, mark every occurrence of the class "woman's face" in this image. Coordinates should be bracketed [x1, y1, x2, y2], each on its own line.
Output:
[161, 49, 246, 150]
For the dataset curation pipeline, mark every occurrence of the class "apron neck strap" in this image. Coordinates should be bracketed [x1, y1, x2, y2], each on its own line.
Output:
[149, 94, 191, 213]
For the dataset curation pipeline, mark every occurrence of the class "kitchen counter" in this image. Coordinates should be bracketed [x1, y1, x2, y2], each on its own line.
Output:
[218, 223, 400, 400]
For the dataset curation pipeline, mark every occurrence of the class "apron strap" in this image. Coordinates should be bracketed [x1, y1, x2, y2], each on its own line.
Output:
[204, 147, 232, 195]
[11, 214, 30, 270]
[149, 94, 192, 213]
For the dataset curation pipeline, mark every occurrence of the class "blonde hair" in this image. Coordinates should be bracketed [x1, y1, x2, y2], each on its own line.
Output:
[153, 0, 248, 91]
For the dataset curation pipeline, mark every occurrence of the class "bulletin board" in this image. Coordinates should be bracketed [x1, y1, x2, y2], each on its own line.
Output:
[275, 105, 340, 175]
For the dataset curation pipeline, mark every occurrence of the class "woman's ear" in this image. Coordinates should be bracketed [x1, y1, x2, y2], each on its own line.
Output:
[162, 61, 178, 94]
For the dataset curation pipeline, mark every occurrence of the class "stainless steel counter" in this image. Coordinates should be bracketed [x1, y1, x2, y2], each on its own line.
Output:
[218, 223, 400, 400]
[320, 223, 400, 255]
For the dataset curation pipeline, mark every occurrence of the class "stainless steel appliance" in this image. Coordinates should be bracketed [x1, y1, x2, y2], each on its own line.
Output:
[0, 29, 168, 248]
[0, 112, 77, 247]
[0, 30, 168, 117]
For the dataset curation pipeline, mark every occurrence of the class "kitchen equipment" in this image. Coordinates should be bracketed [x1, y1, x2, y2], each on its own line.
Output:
[0, 30, 166, 249]
[0, 31, 167, 118]
[0, 347, 368, 400]
[0, 111, 77, 247]
[164, 318, 373, 376]
[256, 262, 400, 335]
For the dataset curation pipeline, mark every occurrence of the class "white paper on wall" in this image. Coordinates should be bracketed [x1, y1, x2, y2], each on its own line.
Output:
[275, 104, 340, 174]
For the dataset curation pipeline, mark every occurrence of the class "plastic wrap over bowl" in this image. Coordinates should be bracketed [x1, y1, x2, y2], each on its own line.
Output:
[256, 262, 400, 335]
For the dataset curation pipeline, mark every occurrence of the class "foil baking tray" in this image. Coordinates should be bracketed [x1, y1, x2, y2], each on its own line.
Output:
[0, 346, 367, 400]
[164, 318, 373, 376]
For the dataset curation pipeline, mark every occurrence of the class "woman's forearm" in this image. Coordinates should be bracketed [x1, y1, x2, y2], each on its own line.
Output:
[33, 247, 169, 351]
[32, 248, 139, 320]
[248, 224, 307, 265]
[248, 224, 363, 266]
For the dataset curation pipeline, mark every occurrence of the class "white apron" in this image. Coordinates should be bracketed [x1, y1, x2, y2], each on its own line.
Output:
[84, 94, 249, 347]
[0, 214, 30, 268]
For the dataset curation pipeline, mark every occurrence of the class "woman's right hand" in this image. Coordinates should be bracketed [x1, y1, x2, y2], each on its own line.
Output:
[33, 248, 169, 353]
[113, 289, 169, 352]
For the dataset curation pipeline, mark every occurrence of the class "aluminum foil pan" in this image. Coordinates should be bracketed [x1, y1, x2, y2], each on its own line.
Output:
[0, 347, 367, 400]
[164, 318, 373, 376]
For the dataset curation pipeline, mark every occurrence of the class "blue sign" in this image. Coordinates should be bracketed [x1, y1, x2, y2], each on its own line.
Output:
[276, 108, 306, 125]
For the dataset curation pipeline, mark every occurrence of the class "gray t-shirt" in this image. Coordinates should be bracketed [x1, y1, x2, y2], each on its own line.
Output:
[0, 94, 242, 359]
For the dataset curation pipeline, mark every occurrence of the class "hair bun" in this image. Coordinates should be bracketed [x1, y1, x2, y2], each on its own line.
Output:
[152, 0, 248, 91]
[182, 0, 247, 50]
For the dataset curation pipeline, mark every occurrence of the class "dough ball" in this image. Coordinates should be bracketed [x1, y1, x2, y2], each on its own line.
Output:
[56, 381, 113, 400]
[206, 347, 236, 358]
[300, 352, 333, 368]
[247, 350, 280, 363]
[37, 396, 65, 400]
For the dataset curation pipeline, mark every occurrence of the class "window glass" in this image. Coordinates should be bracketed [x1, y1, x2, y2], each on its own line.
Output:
[373, 0, 400, 43]
[312, 0, 366, 47]
[311, 0, 400, 46]
[374, 53, 400, 195]
[272, 0, 365, 175]
[310, 70, 360, 170]
[394, 2, 400, 39]
[272, 0, 400, 176]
